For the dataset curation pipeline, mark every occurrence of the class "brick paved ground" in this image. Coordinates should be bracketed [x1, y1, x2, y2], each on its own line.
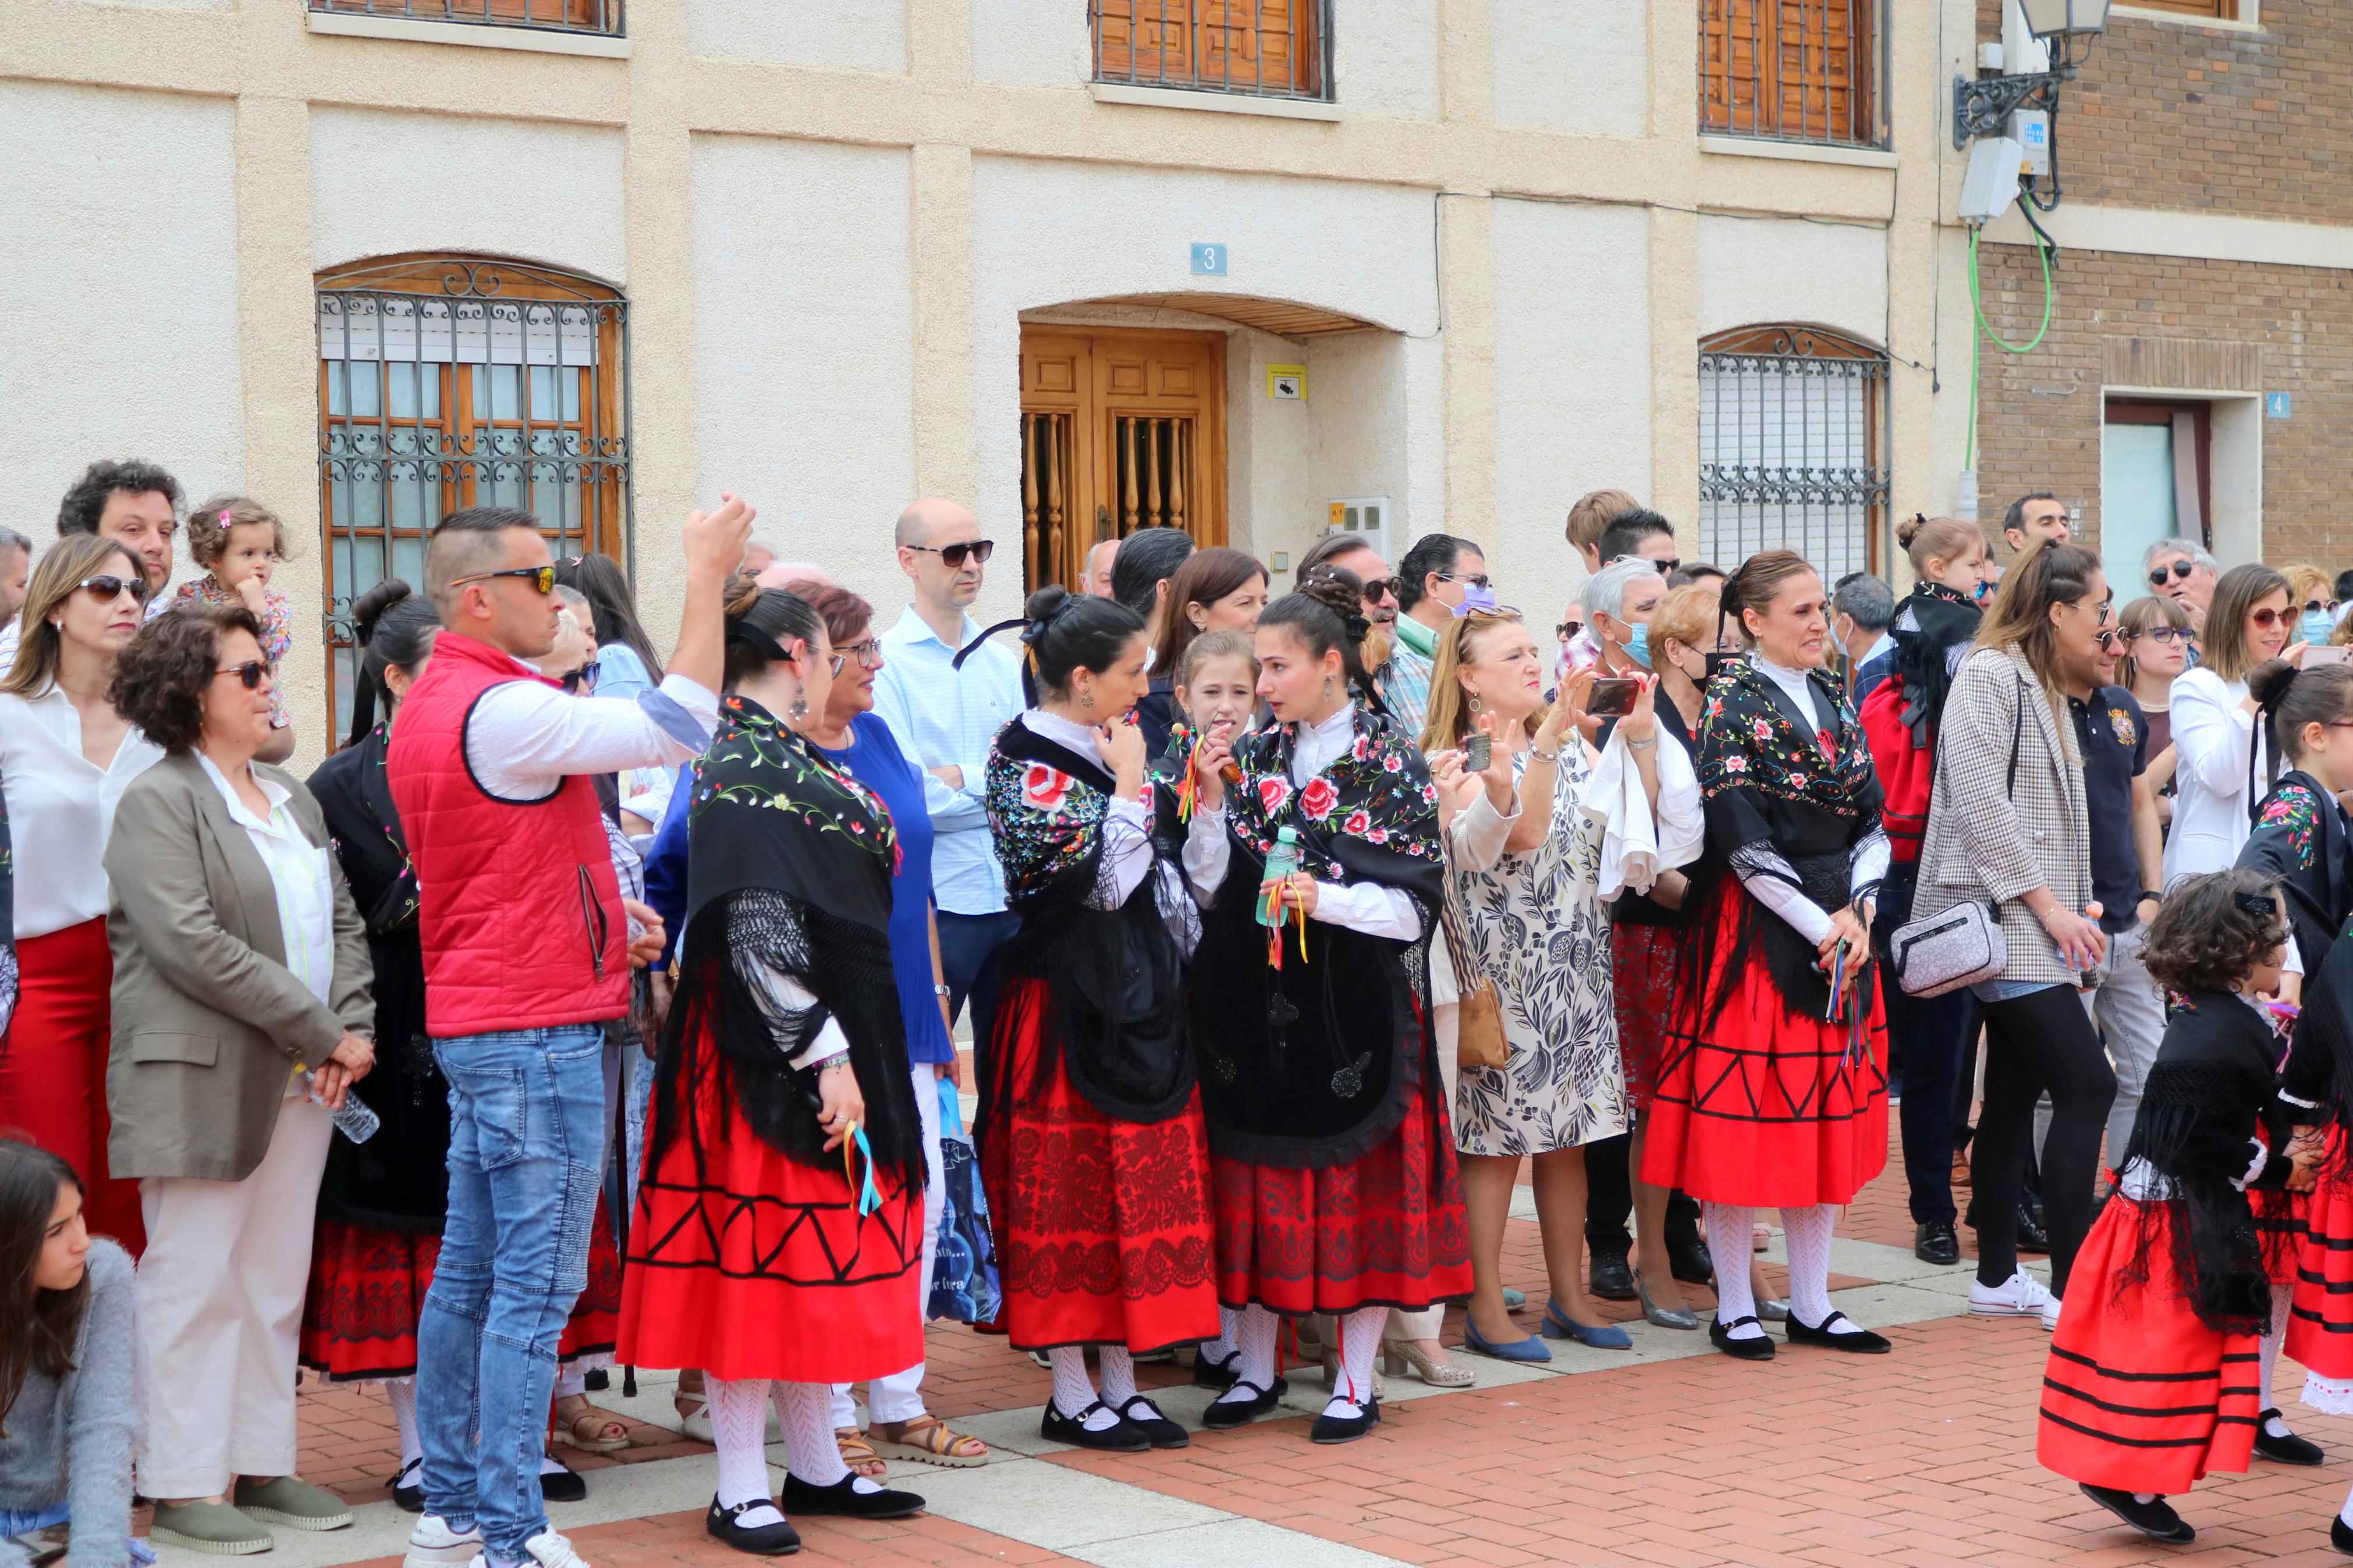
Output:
[223, 1121, 2353, 1568]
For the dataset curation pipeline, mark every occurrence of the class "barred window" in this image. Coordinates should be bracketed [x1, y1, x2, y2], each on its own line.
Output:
[1699, 0, 1883, 148]
[315, 255, 629, 739]
[1698, 325, 1889, 582]
[307, 0, 622, 35]
[1093, 1, 1330, 101]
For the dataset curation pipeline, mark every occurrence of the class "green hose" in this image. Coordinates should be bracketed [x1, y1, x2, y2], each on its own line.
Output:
[1964, 224, 2056, 472]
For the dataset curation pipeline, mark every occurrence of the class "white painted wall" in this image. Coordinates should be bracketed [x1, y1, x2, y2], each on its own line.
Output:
[1334, 0, 1442, 119]
[1490, 0, 1648, 138]
[686, 0, 906, 74]
[0, 82, 244, 545]
[688, 134, 916, 617]
[1695, 215, 1889, 345]
[1490, 200, 1653, 610]
[972, 0, 1092, 87]
[310, 108, 628, 284]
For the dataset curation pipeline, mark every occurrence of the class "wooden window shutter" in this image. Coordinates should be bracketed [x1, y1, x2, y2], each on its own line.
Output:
[1699, 0, 1879, 148]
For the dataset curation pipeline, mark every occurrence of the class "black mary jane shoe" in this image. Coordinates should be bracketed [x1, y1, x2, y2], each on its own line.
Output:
[1587, 1239, 1637, 1302]
[1708, 1314, 1776, 1361]
[2331, 1513, 2353, 1555]
[1784, 1310, 1891, 1353]
[2079, 1484, 2194, 1544]
[1040, 1398, 1151, 1451]
[706, 1496, 803, 1556]
[390, 1460, 424, 1514]
[780, 1471, 925, 1520]
[540, 1462, 587, 1503]
[1112, 1395, 1190, 1449]
[1192, 1347, 1242, 1390]
[1200, 1378, 1288, 1430]
[1308, 1396, 1380, 1446]
[1667, 1232, 1717, 1287]
[2254, 1409, 2327, 1466]
[1914, 1219, 1960, 1266]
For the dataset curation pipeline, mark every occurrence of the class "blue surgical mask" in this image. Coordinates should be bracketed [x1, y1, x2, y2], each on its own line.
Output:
[1826, 619, 1849, 659]
[2303, 610, 2335, 646]
[1623, 622, 1652, 668]
[1454, 582, 1498, 616]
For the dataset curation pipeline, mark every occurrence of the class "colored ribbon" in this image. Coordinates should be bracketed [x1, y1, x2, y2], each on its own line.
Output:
[840, 1119, 882, 1217]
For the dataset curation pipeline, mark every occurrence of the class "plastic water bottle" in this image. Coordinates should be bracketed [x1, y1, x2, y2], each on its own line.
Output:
[306, 1071, 381, 1143]
[1260, 826, 1302, 927]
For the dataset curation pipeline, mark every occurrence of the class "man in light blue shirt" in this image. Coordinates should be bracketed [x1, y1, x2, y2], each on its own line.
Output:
[872, 496, 1025, 1066]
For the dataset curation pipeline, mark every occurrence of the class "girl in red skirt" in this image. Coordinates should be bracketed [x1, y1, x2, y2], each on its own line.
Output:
[1189, 569, 1474, 1444]
[620, 586, 929, 1555]
[1641, 552, 1891, 1360]
[973, 586, 1221, 1452]
[2039, 870, 2315, 1546]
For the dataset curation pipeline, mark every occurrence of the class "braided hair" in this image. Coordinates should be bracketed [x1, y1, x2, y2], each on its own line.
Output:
[1259, 565, 1386, 711]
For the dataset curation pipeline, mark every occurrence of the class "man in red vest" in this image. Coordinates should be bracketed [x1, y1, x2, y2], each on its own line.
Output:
[390, 497, 750, 1568]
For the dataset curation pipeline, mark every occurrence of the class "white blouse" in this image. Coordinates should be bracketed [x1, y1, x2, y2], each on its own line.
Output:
[194, 753, 336, 1007]
[0, 685, 165, 940]
[2165, 666, 2264, 886]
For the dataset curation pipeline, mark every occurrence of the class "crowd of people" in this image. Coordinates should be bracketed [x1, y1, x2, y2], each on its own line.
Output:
[12, 457, 2353, 1564]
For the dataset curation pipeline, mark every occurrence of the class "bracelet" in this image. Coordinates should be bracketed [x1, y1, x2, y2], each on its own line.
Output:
[2138, 890, 2163, 905]
[810, 1050, 851, 1074]
[932, 983, 952, 997]
[2034, 905, 2063, 926]
[1528, 745, 1560, 762]
[1627, 737, 1656, 750]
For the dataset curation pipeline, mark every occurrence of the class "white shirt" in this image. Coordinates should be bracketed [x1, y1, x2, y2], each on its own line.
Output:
[465, 664, 718, 802]
[193, 752, 336, 1008]
[1734, 654, 1891, 945]
[2164, 666, 2264, 886]
[0, 684, 165, 939]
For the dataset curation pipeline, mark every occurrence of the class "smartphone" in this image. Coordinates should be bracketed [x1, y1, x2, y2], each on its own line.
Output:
[1588, 677, 1640, 718]
[1466, 733, 1492, 771]
[2304, 645, 2350, 667]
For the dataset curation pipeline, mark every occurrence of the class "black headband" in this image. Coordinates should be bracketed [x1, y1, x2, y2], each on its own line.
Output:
[726, 618, 793, 666]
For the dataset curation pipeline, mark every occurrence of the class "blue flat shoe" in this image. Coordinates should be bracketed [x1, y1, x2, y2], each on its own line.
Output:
[1541, 1299, 1633, 1349]
[1461, 1320, 1552, 1363]
[1502, 1287, 1528, 1311]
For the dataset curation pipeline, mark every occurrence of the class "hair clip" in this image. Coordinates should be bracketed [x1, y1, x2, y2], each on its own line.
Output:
[220, 509, 234, 526]
[2233, 889, 2280, 916]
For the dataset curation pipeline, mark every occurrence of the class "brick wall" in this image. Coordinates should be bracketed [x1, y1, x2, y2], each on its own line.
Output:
[1972, 0, 2351, 223]
[1971, 241, 2353, 568]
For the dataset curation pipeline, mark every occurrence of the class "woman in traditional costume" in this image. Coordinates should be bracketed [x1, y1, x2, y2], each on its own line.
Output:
[1190, 568, 1474, 1444]
[619, 583, 928, 1555]
[972, 585, 1222, 1451]
[1641, 550, 1892, 1360]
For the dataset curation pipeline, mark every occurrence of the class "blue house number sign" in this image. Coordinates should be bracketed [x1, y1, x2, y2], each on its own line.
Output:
[1190, 243, 1228, 276]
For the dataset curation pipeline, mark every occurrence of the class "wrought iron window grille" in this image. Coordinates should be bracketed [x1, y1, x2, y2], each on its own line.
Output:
[1698, 328, 1891, 581]
[1699, 0, 1888, 151]
[307, 0, 623, 37]
[1091, 0, 1334, 102]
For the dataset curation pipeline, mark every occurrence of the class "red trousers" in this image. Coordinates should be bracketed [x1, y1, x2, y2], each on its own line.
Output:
[0, 920, 142, 1253]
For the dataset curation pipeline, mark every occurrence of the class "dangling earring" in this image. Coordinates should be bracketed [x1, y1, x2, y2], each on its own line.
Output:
[1080, 688, 1095, 709]
[1467, 693, 1481, 714]
[788, 686, 809, 721]
[1324, 675, 1335, 699]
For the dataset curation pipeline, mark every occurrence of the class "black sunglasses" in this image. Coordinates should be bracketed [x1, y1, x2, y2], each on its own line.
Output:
[215, 660, 272, 691]
[1438, 572, 1493, 591]
[560, 660, 601, 694]
[77, 573, 148, 606]
[1358, 577, 1399, 602]
[2149, 560, 2197, 587]
[909, 540, 995, 569]
[450, 564, 557, 595]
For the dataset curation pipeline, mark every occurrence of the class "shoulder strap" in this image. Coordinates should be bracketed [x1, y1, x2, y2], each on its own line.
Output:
[2006, 683, 2023, 798]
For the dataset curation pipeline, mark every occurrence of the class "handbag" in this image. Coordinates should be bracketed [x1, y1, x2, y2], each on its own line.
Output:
[1890, 691, 2023, 997]
[1439, 881, 1510, 1069]
[927, 1076, 1002, 1325]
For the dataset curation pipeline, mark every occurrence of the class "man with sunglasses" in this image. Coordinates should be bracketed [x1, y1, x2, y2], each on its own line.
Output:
[1387, 533, 1488, 734]
[389, 497, 748, 1568]
[1594, 510, 1677, 577]
[1293, 531, 1399, 632]
[2143, 538, 2220, 635]
[872, 497, 1025, 1076]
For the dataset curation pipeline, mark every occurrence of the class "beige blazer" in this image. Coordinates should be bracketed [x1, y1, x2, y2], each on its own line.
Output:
[1913, 643, 2096, 993]
[104, 751, 374, 1183]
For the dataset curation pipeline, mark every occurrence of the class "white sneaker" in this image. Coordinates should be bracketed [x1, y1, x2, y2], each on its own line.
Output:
[404, 1516, 482, 1568]
[1968, 1270, 2056, 1319]
[467, 1533, 594, 1568]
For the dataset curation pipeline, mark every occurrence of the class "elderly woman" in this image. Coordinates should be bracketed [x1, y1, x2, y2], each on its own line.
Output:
[104, 606, 375, 1554]
[0, 536, 168, 1252]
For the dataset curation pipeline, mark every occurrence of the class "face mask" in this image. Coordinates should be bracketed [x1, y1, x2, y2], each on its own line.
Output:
[1454, 582, 1498, 616]
[2303, 611, 2335, 646]
[1826, 618, 1849, 659]
[1623, 621, 1652, 668]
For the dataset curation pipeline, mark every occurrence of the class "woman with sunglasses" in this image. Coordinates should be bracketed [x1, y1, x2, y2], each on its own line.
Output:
[2167, 564, 2302, 888]
[0, 537, 166, 1256]
[2118, 596, 2194, 829]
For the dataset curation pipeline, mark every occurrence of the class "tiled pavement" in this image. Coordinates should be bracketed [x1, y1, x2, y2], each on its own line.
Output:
[191, 1126, 2353, 1568]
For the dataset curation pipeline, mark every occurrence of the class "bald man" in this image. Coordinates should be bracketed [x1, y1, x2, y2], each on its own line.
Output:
[1083, 537, 1119, 598]
[757, 560, 833, 591]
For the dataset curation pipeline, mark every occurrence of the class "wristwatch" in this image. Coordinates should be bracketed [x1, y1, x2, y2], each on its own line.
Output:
[2138, 889, 2163, 906]
[933, 983, 952, 997]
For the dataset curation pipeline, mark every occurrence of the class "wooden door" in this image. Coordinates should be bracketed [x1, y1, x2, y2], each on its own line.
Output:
[1019, 326, 1227, 593]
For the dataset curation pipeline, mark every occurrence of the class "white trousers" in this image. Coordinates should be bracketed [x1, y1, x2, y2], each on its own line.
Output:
[136, 1093, 335, 1498]
[833, 1064, 947, 1428]
[1388, 1000, 1462, 1342]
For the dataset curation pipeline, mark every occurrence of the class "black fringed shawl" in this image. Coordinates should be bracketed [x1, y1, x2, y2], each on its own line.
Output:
[649, 696, 924, 1188]
[1192, 703, 1446, 1169]
[982, 715, 1195, 1125]
[1887, 580, 1983, 744]
[2114, 991, 2296, 1335]
[1686, 658, 1886, 1025]
[2280, 923, 2353, 1149]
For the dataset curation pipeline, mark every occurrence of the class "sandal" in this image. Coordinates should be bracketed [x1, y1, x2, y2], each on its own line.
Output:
[868, 1414, 989, 1468]
[552, 1395, 631, 1453]
[835, 1426, 889, 1479]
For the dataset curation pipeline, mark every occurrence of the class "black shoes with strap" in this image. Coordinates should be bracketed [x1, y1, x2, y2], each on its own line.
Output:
[1784, 1310, 1891, 1353]
[1709, 1314, 1775, 1360]
[1201, 1377, 1288, 1429]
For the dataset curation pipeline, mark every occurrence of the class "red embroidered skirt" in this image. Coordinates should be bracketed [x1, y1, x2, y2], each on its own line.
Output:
[978, 977, 1219, 1353]
[299, 1201, 623, 1382]
[1639, 882, 1887, 1207]
[2038, 1194, 2261, 1494]
[619, 1018, 922, 1385]
[2287, 1129, 2353, 1381]
[1612, 921, 1687, 1115]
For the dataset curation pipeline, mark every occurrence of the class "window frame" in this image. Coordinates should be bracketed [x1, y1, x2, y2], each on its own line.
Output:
[1091, 0, 1335, 104]
[1697, 324, 1893, 579]
[1698, 0, 1888, 151]
[306, 0, 623, 38]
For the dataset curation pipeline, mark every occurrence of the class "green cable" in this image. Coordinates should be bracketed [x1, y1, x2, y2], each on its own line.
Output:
[1965, 223, 2056, 474]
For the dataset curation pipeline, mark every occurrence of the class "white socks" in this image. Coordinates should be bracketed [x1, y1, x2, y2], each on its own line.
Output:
[1323, 1306, 1386, 1417]
[1098, 1346, 1139, 1409]
[386, 1377, 423, 1473]
[773, 1380, 881, 1492]
[2260, 1291, 2291, 1414]
[1704, 1203, 1765, 1340]
[553, 1367, 587, 1400]
[1215, 1304, 1282, 1405]
[706, 1376, 784, 1526]
[1781, 1204, 1862, 1334]
[1046, 1346, 1123, 1431]
[1201, 1307, 1240, 1366]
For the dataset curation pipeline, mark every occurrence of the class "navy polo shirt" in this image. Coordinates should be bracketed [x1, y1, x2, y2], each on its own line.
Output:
[2069, 684, 2149, 934]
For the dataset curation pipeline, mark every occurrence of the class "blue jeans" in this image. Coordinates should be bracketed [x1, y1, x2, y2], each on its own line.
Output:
[417, 1026, 607, 1558]
[937, 910, 1020, 1071]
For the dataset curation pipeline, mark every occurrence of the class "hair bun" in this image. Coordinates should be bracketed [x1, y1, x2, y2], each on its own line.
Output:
[2249, 657, 2299, 709]
[1896, 513, 1926, 549]
[721, 571, 765, 620]
[351, 578, 414, 645]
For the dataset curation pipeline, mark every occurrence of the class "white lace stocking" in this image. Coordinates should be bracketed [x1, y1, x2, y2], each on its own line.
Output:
[1704, 1203, 1764, 1339]
[705, 1375, 782, 1526]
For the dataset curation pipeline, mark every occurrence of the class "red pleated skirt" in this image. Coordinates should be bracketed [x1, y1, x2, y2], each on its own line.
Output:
[1639, 882, 1888, 1207]
[619, 1019, 922, 1385]
[1613, 921, 1687, 1115]
[299, 1200, 623, 1382]
[2288, 1129, 2353, 1381]
[2038, 1194, 2261, 1494]
[978, 977, 1220, 1353]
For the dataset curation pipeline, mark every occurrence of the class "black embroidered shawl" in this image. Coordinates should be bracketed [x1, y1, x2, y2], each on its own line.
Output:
[1887, 580, 1983, 744]
[2239, 770, 2353, 977]
[1192, 703, 1446, 1168]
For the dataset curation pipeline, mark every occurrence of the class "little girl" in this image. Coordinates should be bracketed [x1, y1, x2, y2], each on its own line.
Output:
[2036, 869, 2317, 1547]
[171, 495, 294, 731]
[2240, 661, 2353, 986]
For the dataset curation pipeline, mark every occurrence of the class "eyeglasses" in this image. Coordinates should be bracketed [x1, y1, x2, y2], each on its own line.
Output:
[2249, 607, 2294, 629]
[2094, 629, 2122, 651]
[76, 574, 147, 605]
[215, 660, 272, 691]
[560, 660, 601, 695]
[450, 564, 556, 595]
[1453, 602, 1525, 620]
[908, 540, 995, 569]
[2149, 560, 2197, 587]
[841, 638, 883, 669]
[1438, 572, 1493, 591]
[1358, 577, 1399, 602]
[2308, 600, 2338, 615]
[1556, 622, 1577, 641]
[2123, 626, 2191, 646]
[1612, 553, 1678, 577]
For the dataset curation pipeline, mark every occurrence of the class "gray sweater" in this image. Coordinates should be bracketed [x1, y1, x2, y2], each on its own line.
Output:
[0, 1239, 136, 1568]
